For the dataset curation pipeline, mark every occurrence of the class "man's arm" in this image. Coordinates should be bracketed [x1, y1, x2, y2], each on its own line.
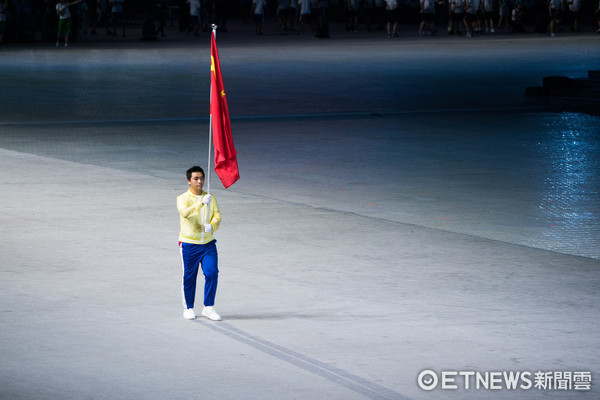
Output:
[177, 196, 200, 219]
[207, 201, 222, 232]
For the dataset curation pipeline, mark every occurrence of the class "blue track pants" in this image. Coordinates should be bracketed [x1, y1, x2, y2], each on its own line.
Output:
[180, 240, 218, 309]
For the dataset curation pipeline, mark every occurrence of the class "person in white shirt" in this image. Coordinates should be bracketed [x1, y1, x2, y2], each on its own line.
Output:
[188, 0, 201, 35]
[110, 0, 125, 37]
[56, 0, 82, 47]
[548, 0, 561, 37]
[468, 0, 481, 33]
[277, 0, 290, 30]
[347, 0, 360, 31]
[419, 0, 435, 35]
[298, 0, 312, 33]
[385, 0, 399, 37]
[288, 0, 298, 29]
[482, 0, 494, 32]
[449, 0, 465, 35]
[0, 0, 8, 44]
[567, 0, 580, 31]
[511, 2, 524, 32]
[252, 0, 267, 34]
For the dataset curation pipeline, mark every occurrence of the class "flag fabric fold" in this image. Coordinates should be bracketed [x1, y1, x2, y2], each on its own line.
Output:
[210, 31, 239, 188]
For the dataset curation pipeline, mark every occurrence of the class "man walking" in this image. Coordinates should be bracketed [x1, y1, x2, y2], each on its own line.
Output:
[177, 166, 222, 321]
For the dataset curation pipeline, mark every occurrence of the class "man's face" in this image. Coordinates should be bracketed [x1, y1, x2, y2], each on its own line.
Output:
[188, 172, 205, 194]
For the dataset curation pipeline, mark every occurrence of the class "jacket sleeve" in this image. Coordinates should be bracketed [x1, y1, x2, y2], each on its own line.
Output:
[177, 194, 200, 219]
[208, 198, 222, 231]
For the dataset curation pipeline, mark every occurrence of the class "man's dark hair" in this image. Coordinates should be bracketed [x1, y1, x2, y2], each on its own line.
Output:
[186, 166, 205, 181]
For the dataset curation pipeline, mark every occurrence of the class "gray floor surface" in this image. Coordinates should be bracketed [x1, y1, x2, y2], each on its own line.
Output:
[1, 22, 599, 400]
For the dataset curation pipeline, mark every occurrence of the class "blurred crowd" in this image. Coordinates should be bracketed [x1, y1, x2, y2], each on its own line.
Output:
[0, 0, 598, 44]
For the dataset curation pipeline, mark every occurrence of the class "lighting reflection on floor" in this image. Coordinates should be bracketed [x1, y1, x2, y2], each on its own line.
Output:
[537, 112, 599, 258]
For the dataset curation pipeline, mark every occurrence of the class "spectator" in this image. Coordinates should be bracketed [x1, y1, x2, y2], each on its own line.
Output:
[252, 0, 266, 34]
[548, 0, 560, 36]
[78, 0, 91, 37]
[385, 0, 399, 37]
[90, 0, 109, 36]
[566, 0, 580, 31]
[469, 0, 481, 33]
[511, 2, 525, 32]
[463, 0, 475, 36]
[277, 0, 289, 30]
[449, 0, 465, 35]
[419, 0, 436, 35]
[497, 0, 509, 30]
[482, 0, 494, 32]
[298, 0, 312, 33]
[187, 0, 200, 34]
[288, 0, 297, 30]
[315, 0, 329, 37]
[0, 0, 7, 44]
[56, 0, 81, 46]
[346, 0, 359, 31]
[155, 0, 167, 37]
[110, 0, 125, 37]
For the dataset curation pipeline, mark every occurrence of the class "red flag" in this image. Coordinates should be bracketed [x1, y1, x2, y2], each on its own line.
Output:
[210, 32, 239, 188]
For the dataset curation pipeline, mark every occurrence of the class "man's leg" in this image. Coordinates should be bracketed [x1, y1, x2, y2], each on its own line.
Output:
[200, 241, 219, 307]
[180, 242, 202, 311]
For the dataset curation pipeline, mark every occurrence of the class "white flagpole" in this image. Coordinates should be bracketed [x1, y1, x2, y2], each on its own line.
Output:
[207, 115, 212, 195]
[204, 25, 219, 233]
[207, 24, 218, 196]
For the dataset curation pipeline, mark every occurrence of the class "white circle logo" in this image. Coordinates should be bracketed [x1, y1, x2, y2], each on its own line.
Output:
[418, 370, 438, 391]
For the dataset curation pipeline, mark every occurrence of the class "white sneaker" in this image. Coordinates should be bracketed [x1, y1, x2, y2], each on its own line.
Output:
[183, 308, 196, 320]
[202, 306, 222, 321]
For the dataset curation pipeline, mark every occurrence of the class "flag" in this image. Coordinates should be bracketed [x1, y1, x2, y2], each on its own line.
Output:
[210, 31, 239, 188]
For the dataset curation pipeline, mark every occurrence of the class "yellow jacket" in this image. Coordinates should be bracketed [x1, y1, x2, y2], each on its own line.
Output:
[177, 189, 221, 244]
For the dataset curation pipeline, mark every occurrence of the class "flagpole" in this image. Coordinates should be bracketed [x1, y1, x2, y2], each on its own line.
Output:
[207, 115, 212, 195]
[207, 24, 218, 196]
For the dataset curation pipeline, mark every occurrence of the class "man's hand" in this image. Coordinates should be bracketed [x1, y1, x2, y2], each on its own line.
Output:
[202, 194, 212, 205]
[204, 224, 213, 233]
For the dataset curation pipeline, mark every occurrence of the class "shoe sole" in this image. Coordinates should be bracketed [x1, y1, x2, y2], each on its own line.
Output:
[202, 313, 222, 321]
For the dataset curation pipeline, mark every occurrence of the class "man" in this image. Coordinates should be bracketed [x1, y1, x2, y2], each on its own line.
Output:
[482, 0, 494, 33]
[0, 0, 8, 44]
[297, 0, 312, 34]
[566, 0, 580, 32]
[252, 0, 267, 35]
[511, 2, 525, 33]
[277, 0, 289, 30]
[177, 166, 222, 321]
[449, 0, 465, 35]
[56, 0, 82, 47]
[548, 0, 561, 37]
[188, 0, 201, 35]
[419, 0, 436, 36]
[110, 0, 125, 37]
[385, 0, 399, 37]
